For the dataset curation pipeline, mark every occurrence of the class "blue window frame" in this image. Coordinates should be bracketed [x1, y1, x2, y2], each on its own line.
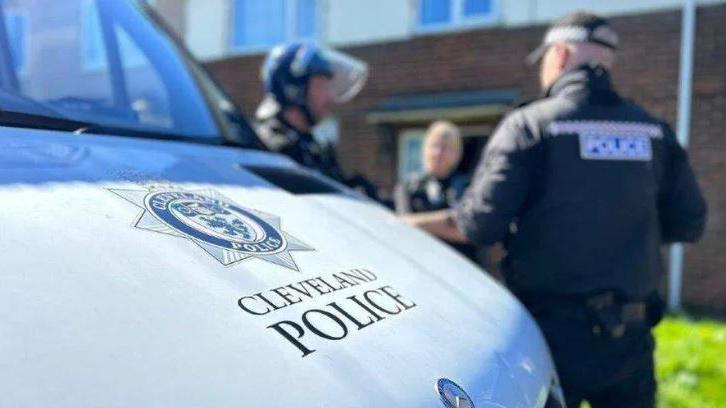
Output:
[4, 11, 27, 72]
[418, 0, 497, 31]
[463, 0, 492, 16]
[420, 0, 451, 26]
[231, 0, 317, 52]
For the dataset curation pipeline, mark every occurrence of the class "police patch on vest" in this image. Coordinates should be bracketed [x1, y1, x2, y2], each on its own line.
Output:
[109, 187, 313, 270]
[579, 133, 652, 161]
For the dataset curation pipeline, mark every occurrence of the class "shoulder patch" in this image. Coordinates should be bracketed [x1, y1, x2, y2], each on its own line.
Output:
[579, 133, 652, 161]
[547, 120, 660, 161]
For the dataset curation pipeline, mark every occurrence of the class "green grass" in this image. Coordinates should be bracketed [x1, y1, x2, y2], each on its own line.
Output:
[654, 315, 726, 408]
[582, 315, 726, 408]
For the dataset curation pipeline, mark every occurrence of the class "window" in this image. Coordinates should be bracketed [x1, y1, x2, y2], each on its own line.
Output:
[231, 0, 318, 51]
[2, 0, 218, 139]
[82, 0, 148, 70]
[398, 125, 492, 181]
[81, 1, 104, 69]
[398, 129, 425, 181]
[418, 0, 497, 31]
[4, 10, 27, 72]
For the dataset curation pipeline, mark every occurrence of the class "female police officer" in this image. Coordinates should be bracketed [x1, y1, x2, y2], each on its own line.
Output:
[394, 121, 481, 263]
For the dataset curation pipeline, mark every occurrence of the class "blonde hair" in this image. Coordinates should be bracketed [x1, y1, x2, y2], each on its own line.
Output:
[424, 120, 463, 162]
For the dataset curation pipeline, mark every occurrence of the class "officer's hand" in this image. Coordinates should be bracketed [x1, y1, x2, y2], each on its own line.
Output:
[398, 211, 469, 243]
[399, 214, 418, 226]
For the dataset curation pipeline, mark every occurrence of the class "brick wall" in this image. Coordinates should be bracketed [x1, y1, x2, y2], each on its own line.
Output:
[206, 5, 726, 312]
[684, 5, 726, 313]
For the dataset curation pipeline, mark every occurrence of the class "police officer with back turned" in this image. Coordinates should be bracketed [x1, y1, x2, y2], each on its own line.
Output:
[404, 12, 707, 407]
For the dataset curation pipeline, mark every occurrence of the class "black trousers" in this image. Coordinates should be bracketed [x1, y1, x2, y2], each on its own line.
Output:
[533, 307, 656, 408]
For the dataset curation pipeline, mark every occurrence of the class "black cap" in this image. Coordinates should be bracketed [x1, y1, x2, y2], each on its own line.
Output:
[526, 12, 619, 65]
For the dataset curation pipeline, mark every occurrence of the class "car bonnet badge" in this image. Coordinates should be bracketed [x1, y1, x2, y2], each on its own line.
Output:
[436, 378, 475, 408]
[109, 187, 313, 271]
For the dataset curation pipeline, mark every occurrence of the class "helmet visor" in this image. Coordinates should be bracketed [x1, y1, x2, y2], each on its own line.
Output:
[322, 48, 369, 104]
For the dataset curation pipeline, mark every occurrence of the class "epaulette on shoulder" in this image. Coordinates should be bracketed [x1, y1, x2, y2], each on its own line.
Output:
[255, 119, 297, 152]
[405, 173, 427, 189]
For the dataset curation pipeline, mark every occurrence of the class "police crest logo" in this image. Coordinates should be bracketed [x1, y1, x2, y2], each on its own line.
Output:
[109, 187, 313, 270]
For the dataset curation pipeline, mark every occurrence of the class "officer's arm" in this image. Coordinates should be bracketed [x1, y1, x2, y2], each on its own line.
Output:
[659, 125, 707, 243]
[453, 113, 536, 245]
[402, 210, 468, 242]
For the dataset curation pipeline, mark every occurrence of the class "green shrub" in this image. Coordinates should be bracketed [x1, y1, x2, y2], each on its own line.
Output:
[654, 316, 726, 408]
[580, 316, 726, 408]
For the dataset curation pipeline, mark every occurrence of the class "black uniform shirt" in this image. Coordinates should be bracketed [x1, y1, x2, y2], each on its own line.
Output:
[454, 65, 707, 300]
[394, 172, 470, 213]
[395, 172, 479, 261]
[255, 116, 346, 183]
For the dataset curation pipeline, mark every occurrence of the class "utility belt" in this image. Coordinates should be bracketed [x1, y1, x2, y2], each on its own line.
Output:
[519, 290, 664, 339]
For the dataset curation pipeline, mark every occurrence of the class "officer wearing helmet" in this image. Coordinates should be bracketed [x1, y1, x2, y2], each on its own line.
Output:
[255, 43, 368, 184]
[404, 12, 706, 407]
